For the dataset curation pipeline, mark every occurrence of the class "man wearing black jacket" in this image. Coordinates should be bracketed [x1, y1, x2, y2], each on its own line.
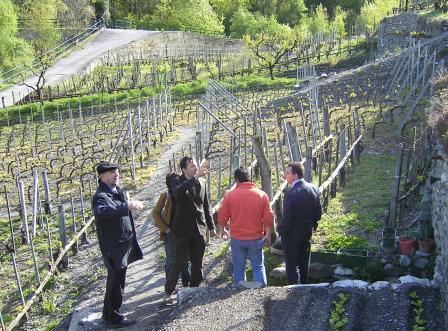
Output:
[164, 156, 216, 302]
[92, 162, 144, 326]
[277, 162, 322, 285]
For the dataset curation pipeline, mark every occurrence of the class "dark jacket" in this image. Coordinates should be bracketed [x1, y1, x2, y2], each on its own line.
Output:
[277, 179, 322, 235]
[92, 181, 143, 270]
[170, 174, 215, 236]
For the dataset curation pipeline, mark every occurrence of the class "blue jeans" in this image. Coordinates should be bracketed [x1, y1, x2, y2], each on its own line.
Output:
[165, 233, 191, 287]
[230, 238, 267, 286]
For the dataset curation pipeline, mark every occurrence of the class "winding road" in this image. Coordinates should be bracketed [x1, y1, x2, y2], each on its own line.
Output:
[0, 28, 157, 108]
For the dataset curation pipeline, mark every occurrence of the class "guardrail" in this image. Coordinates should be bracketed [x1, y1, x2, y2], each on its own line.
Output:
[0, 20, 104, 85]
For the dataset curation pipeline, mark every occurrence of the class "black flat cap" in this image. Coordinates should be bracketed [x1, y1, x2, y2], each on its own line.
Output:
[96, 162, 119, 175]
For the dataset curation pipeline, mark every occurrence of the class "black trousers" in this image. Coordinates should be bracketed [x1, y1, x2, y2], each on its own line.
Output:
[103, 266, 127, 322]
[281, 224, 313, 285]
[165, 231, 206, 295]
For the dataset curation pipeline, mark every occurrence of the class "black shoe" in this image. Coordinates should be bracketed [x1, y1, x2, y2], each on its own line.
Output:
[105, 317, 136, 328]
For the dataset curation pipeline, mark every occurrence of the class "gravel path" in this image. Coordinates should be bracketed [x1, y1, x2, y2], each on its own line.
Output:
[0, 28, 157, 108]
[66, 125, 196, 330]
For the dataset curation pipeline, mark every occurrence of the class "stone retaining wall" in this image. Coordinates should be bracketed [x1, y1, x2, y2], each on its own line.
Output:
[431, 148, 448, 330]
[378, 11, 448, 56]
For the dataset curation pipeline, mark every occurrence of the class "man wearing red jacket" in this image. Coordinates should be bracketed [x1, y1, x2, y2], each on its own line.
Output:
[218, 167, 274, 286]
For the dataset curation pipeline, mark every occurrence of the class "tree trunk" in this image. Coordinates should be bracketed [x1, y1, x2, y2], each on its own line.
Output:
[252, 136, 272, 199]
[269, 66, 274, 80]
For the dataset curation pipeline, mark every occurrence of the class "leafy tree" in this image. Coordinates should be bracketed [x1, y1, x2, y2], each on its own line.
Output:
[230, 8, 280, 38]
[249, 0, 277, 17]
[243, 21, 298, 79]
[356, 0, 398, 31]
[21, 0, 61, 52]
[91, 0, 111, 22]
[110, 0, 157, 27]
[276, 0, 307, 27]
[58, 0, 96, 39]
[209, 0, 250, 34]
[307, 4, 330, 36]
[0, 0, 32, 72]
[330, 6, 347, 38]
[151, 0, 225, 35]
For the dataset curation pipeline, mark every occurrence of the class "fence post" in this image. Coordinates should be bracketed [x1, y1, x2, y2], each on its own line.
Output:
[11, 253, 26, 307]
[339, 125, 347, 188]
[29, 234, 42, 291]
[58, 203, 69, 269]
[79, 186, 89, 244]
[44, 216, 54, 264]
[305, 146, 313, 182]
[386, 143, 405, 228]
[128, 112, 136, 183]
[18, 180, 30, 244]
[31, 170, 39, 237]
[323, 106, 331, 160]
[70, 195, 79, 254]
[5, 186, 16, 254]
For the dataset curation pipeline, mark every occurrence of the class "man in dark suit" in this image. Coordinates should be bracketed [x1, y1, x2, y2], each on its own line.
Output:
[92, 162, 144, 326]
[164, 156, 216, 303]
[277, 162, 322, 285]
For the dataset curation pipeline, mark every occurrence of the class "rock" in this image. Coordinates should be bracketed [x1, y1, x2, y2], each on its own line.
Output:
[384, 263, 404, 277]
[309, 262, 334, 279]
[237, 280, 263, 289]
[430, 278, 441, 288]
[270, 238, 284, 256]
[270, 247, 284, 256]
[399, 255, 412, 268]
[332, 280, 369, 289]
[334, 265, 353, 276]
[68, 307, 102, 331]
[287, 283, 330, 289]
[369, 281, 391, 291]
[413, 257, 429, 269]
[177, 287, 207, 303]
[398, 275, 431, 287]
[269, 266, 286, 279]
[333, 275, 352, 281]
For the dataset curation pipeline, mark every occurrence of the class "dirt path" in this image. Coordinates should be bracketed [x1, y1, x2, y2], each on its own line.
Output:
[0, 29, 157, 108]
[66, 125, 196, 330]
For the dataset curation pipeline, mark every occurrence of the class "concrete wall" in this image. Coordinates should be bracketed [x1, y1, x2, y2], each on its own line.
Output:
[431, 145, 448, 330]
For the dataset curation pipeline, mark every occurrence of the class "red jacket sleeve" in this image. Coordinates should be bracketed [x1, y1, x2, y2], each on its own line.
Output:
[262, 194, 274, 228]
[218, 192, 231, 227]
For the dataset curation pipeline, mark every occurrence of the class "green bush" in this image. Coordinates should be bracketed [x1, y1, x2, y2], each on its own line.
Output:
[352, 260, 384, 282]
[325, 234, 372, 251]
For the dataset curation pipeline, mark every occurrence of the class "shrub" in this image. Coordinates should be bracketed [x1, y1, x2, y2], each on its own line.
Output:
[352, 260, 384, 282]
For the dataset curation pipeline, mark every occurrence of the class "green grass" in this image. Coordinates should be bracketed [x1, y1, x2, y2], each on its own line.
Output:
[214, 242, 230, 258]
[314, 153, 396, 251]
[419, 9, 448, 22]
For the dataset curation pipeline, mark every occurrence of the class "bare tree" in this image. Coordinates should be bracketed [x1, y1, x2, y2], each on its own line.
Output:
[17, 52, 52, 106]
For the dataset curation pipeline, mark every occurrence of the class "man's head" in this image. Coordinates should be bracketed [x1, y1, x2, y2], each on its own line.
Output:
[97, 162, 120, 187]
[284, 162, 304, 185]
[234, 167, 250, 183]
[179, 156, 197, 179]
